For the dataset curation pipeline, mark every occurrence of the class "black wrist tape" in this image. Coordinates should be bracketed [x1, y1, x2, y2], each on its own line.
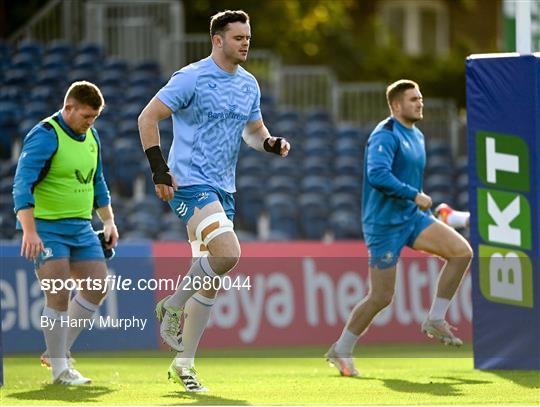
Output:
[264, 137, 283, 155]
[145, 146, 172, 186]
[152, 172, 172, 186]
[145, 145, 169, 173]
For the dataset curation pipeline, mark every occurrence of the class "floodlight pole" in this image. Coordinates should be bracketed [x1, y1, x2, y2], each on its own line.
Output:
[515, 0, 532, 53]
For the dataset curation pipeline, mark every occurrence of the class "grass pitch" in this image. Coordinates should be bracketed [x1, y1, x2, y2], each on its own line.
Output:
[1, 344, 538, 405]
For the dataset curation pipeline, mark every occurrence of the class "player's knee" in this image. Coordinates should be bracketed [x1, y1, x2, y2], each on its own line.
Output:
[96, 284, 108, 303]
[446, 240, 473, 261]
[92, 268, 109, 302]
[45, 292, 70, 311]
[222, 247, 241, 272]
[370, 290, 394, 310]
[80, 288, 107, 306]
[195, 212, 239, 274]
[461, 241, 474, 260]
[208, 238, 240, 274]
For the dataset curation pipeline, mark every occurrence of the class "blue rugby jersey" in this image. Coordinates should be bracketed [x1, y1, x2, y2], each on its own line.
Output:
[362, 117, 427, 233]
[156, 56, 262, 193]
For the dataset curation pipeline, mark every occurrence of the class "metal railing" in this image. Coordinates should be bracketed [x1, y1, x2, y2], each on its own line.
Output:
[9, 0, 86, 45]
[164, 33, 209, 75]
[7, 1, 459, 150]
[335, 82, 459, 151]
[279, 66, 336, 112]
[421, 98, 460, 150]
[243, 50, 282, 98]
[334, 82, 388, 128]
[85, 0, 184, 67]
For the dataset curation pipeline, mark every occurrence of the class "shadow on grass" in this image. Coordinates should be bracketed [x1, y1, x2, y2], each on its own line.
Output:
[162, 391, 249, 405]
[379, 376, 493, 397]
[487, 371, 540, 389]
[6, 384, 115, 403]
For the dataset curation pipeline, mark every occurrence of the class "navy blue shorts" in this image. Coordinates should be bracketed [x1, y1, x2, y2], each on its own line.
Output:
[364, 211, 435, 269]
[169, 185, 235, 224]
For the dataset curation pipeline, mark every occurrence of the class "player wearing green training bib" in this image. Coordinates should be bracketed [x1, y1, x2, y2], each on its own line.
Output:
[13, 81, 119, 385]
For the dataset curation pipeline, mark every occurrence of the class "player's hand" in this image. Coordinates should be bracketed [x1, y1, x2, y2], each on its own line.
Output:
[155, 171, 178, 201]
[415, 192, 432, 211]
[102, 220, 119, 249]
[267, 137, 291, 157]
[21, 231, 44, 260]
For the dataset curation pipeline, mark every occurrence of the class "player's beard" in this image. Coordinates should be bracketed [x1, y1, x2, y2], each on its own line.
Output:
[223, 45, 246, 65]
[404, 110, 422, 123]
[231, 51, 246, 65]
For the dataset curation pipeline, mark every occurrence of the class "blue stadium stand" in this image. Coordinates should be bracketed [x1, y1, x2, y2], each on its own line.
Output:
[0, 39, 462, 241]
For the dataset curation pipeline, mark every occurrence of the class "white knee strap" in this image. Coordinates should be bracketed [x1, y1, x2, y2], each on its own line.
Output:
[195, 213, 234, 247]
[189, 239, 209, 258]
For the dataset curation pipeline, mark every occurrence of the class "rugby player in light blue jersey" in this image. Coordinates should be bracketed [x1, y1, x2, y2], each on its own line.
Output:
[138, 10, 290, 392]
[325, 80, 473, 377]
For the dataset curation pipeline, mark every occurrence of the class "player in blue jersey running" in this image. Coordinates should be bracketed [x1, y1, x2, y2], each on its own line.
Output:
[13, 81, 119, 385]
[138, 10, 290, 392]
[325, 80, 473, 377]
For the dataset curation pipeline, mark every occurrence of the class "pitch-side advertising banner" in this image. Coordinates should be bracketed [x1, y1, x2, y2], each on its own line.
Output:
[153, 242, 472, 348]
[1, 241, 471, 353]
[1, 243, 157, 353]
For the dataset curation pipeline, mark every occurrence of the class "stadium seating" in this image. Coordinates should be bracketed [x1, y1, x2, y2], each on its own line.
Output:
[302, 156, 333, 177]
[46, 39, 73, 59]
[236, 175, 265, 230]
[0, 40, 466, 241]
[329, 210, 363, 239]
[265, 192, 299, 238]
[298, 192, 328, 239]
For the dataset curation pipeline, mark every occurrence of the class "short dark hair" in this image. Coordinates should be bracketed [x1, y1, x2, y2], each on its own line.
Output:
[210, 10, 249, 37]
[386, 79, 419, 107]
[64, 81, 105, 110]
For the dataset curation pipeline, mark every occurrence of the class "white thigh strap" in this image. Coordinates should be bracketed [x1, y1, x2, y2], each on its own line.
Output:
[195, 212, 234, 246]
[189, 239, 208, 258]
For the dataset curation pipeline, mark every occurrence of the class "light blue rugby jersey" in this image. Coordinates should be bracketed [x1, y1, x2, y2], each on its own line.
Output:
[156, 56, 262, 193]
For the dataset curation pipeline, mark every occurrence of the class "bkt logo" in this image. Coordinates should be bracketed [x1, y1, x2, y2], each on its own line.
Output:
[476, 131, 533, 308]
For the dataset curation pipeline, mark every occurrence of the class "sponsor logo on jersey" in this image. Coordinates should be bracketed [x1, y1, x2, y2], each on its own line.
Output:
[207, 111, 248, 121]
[75, 169, 94, 184]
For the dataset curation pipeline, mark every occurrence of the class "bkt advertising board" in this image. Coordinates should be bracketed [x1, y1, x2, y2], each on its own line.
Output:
[466, 54, 540, 369]
[2, 241, 471, 354]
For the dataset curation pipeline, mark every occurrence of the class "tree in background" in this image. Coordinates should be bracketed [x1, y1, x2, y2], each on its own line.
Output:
[185, 0, 502, 108]
[2, 0, 499, 108]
